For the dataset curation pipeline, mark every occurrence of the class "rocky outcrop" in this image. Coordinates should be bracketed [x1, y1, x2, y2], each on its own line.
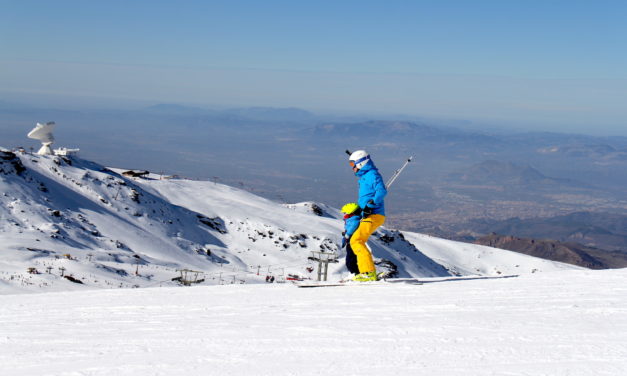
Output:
[0, 151, 26, 175]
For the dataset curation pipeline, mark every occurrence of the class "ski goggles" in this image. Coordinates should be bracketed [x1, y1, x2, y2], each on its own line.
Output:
[349, 156, 369, 168]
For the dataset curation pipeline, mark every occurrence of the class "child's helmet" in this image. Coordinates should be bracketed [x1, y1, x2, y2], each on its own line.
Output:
[341, 202, 360, 214]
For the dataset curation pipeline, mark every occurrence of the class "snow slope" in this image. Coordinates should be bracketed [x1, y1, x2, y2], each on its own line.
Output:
[1, 268, 625, 375]
[1, 150, 577, 294]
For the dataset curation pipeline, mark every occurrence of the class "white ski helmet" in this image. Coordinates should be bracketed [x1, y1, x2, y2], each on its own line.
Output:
[349, 150, 370, 170]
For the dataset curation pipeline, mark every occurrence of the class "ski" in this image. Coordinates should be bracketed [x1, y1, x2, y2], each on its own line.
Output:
[294, 278, 423, 288]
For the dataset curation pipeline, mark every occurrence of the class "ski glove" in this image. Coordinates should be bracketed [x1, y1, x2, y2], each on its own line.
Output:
[362, 200, 375, 217]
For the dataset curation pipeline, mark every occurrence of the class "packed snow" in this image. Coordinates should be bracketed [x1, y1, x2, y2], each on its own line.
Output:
[1, 269, 626, 375]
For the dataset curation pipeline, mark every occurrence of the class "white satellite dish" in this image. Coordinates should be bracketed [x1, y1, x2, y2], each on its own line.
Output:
[27, 122, 56, 155]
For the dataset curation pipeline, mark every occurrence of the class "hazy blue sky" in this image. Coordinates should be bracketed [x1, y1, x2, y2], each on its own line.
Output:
[2, 0, 627, 134]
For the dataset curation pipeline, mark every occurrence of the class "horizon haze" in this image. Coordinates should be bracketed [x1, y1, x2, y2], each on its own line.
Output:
[2, 1, 627, 136]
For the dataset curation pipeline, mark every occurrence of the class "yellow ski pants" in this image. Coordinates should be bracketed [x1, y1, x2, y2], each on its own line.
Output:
[349, 214, 385, 273]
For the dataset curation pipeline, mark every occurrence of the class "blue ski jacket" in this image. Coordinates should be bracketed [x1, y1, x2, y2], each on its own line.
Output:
[344, 213, 362, 238]
[355, 160, 387, 216]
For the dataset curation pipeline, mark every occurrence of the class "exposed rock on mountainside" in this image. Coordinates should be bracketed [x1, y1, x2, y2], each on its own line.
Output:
[1, 151, 26, 175]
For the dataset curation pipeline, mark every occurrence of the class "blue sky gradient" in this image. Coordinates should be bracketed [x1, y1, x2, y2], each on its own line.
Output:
[2, 0, 627, 134]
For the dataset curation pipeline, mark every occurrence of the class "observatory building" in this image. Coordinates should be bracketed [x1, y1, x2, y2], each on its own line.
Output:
[27, 122, 80, 156]
[54, 147, 80, 157]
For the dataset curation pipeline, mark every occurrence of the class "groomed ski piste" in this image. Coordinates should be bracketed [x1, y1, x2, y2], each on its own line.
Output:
[2, 269, 626, 375]
[2, 149, 626, 375]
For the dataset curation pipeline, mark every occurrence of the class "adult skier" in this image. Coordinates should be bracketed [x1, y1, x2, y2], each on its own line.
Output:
[348, 150, 387, 282]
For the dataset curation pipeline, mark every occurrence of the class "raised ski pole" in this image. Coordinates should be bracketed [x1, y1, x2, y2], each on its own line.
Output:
[385, 156, 413, 189]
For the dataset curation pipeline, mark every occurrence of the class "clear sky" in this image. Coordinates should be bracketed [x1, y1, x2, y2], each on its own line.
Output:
[1, 0, 627, 134]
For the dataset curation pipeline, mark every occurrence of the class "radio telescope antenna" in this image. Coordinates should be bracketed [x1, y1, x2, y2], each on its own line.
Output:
[27, 122, 56, 155]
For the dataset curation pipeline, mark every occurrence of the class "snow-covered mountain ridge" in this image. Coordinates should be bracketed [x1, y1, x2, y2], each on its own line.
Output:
[1, 150, 577, 294]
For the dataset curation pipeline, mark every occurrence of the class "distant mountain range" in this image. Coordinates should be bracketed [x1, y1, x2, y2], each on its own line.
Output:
[467, 212, 627, 253]
[145, 104, 316, 123]
[537, 143, 627, 160]
[309, 120, 499, 146]
[449, 160, 566, 186]
[474, 233, 627, 269]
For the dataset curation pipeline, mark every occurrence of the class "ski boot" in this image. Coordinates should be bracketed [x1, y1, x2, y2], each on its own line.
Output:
[352, 271, 378, 282]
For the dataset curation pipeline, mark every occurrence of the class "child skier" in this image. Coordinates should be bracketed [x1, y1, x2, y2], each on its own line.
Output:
[341, 202, 362, 275]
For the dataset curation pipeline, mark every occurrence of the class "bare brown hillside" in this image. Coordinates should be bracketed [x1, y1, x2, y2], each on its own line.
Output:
[474, 233, 627, 269]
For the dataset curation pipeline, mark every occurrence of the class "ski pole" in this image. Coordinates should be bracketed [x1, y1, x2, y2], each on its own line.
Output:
[385, 156, 413, 189]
